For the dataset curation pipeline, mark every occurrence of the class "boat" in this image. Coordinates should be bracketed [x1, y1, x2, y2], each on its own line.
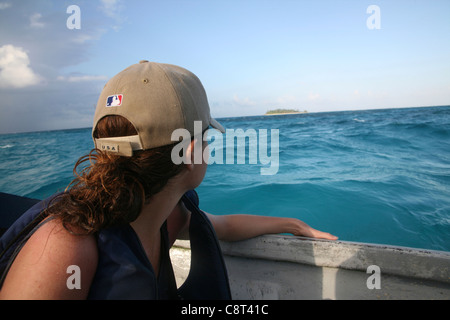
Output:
[171, 237, 450, 300]
[1, 192, 449, 300]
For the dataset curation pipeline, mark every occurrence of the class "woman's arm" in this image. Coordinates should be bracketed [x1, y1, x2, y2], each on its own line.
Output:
[168, 201, 337, 244]
[0, 218, 98, 300]
[205, 213, 338, 242]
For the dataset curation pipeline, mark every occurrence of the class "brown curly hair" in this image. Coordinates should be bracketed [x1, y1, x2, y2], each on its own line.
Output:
[45, 115, 184, 234]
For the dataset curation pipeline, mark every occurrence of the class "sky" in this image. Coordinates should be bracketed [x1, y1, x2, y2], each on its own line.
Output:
[0, 0, 449, 134]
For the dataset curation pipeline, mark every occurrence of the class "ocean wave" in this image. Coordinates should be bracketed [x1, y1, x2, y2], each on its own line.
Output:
[2, 106, 449, 251]
[24, 179, 69, 200]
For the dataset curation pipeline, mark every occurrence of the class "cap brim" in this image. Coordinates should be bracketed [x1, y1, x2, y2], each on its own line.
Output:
[210, 117, 225, 133]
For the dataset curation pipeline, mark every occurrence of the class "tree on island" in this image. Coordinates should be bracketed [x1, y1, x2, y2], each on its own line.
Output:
[265, 108, 307, 115]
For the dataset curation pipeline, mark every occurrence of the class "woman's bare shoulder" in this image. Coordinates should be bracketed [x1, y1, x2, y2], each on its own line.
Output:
[0, 217, 98, 299]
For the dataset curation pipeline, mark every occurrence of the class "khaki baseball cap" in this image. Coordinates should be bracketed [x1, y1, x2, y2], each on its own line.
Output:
[92, 60, 224, 156]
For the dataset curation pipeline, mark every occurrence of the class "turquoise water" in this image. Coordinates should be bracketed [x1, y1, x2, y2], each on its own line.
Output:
[1, 106, 449, 251]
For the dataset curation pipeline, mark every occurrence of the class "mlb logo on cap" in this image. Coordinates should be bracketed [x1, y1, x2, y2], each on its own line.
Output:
[106, 94, 123, 107]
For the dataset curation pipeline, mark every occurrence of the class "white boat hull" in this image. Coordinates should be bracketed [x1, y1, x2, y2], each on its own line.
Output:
[170, 235, 450, 300]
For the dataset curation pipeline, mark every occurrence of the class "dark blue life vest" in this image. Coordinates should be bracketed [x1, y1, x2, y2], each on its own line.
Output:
[0, 190, 231, 300]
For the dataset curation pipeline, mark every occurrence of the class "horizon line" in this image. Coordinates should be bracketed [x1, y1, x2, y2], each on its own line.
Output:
[1, 104, 449, 136]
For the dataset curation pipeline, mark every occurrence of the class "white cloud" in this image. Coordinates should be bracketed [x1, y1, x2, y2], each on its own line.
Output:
[99, 0, 125, 30]
[100, 0, 118, 15]
[0, 44, 42, 89]
[233, 94, 256, 106]
[308, 93, 320, 101]
[100, 0, 123, 19]
[71, 34, 96, 44]
[0, 2, 11, 10]
[71, 28, 107, 44]
[29, 13, 45, 28]
[276, 94, 297, 105]
[57, 74, 108, 82]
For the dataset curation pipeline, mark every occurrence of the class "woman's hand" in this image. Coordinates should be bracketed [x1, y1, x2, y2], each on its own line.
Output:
[290, 219, 338, 240]
[206, 213, 338, 242]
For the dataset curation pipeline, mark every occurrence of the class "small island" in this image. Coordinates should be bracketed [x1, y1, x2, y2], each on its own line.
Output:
[265, 108, 307, 115]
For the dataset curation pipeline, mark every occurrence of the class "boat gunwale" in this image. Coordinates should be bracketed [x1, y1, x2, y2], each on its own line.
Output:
[173, 234, 450, 284]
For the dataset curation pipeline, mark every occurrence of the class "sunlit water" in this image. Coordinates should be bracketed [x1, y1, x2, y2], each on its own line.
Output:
[1, 106, 449, 251]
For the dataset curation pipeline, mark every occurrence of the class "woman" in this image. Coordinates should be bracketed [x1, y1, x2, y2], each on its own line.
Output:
[0, 61, 336, 299]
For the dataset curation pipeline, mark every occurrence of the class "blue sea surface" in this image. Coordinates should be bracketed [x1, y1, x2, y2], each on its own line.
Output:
[1, 106, 449, 251]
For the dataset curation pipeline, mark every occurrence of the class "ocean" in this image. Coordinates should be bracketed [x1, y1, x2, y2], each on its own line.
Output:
[1, 106, 449, 252]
